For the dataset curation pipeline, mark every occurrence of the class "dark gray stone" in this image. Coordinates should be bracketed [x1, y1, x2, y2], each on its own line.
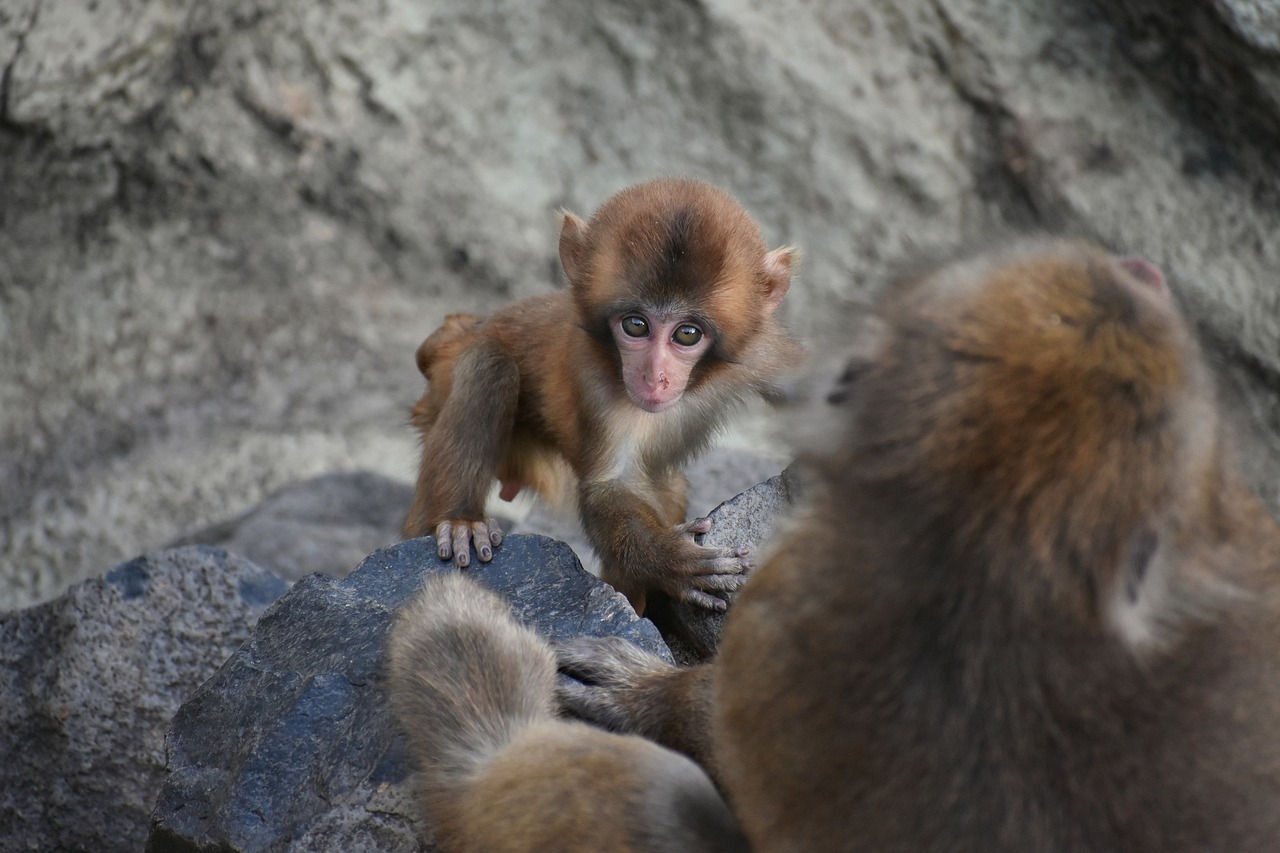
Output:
[0, 546, 288, 853]
[170, 471, 416, 582]
[647, 468, 800, 665]
[147, 534, 671, 853]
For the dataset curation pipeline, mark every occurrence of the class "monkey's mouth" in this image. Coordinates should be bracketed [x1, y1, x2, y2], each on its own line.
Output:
[632, 392, 682, 414]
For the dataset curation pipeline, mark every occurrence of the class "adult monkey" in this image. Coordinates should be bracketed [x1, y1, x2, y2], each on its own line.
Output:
[404, 178, 804, 614]
[560, 238, 1280, 851]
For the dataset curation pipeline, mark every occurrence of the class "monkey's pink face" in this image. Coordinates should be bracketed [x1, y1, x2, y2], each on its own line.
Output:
[612, 313, 713, 413]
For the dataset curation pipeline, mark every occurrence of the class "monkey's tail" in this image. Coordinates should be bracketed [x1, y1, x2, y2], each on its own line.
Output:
[386, 572, 556, 788]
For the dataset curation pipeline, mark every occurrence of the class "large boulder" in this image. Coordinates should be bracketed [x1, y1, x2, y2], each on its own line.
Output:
[8, 0, 1280, 612]
[0, 547, 287, 853]
[147, 534, 671, 853]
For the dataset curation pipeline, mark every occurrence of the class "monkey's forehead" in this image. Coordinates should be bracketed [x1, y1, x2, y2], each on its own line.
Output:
[890, 239, 1182, 341]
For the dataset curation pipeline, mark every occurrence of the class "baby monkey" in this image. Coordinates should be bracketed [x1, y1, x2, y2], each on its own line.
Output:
[560, 238, 1280, 851]
[385, 572, 748, 853]
[404, 178, 803, 614]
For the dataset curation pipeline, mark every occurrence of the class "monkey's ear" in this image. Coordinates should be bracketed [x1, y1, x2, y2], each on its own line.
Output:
[559, 212, 590, 286]
[762, 247, 796, 315]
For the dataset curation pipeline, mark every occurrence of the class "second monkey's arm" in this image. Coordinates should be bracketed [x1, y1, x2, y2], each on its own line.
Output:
[557, 635, 721, 778]
[580, 478, 751, 613]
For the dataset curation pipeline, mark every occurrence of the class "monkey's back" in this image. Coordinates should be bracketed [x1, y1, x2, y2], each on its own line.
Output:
[720, 526, 1280, 852]
[711, 236, 1280, 851]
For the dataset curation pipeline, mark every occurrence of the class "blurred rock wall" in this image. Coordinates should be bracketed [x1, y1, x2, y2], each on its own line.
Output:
[4, 0, 1280, 608]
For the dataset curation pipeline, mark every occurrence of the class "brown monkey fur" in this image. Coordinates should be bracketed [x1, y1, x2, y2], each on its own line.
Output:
[559, 238, 1280, 851]
[385, 572, 747, 853]
[404, 178, 803, 614]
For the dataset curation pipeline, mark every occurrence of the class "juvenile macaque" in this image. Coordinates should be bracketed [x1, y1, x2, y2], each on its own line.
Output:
[385, 572, 748, 853]
[404, 178, 804, 614]
[560, 238, 1280, 851]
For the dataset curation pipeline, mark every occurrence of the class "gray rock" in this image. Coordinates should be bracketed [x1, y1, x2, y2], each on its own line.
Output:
[0, 546, 288, 853]
[647, 468, 800, 665]
[170, 471, 416, 581]
[147, 534, 671, 853]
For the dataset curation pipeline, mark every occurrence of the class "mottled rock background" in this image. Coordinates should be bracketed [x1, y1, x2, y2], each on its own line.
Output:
[5, 0, 1280, 609]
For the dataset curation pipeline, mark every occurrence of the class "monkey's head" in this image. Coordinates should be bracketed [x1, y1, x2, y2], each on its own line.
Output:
[811, 239, 1220, 647]
[559, 178, 793, 413]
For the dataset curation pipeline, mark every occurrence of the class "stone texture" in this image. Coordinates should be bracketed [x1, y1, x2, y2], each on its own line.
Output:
[0, 547, 288, 853]
[147, 534, 670, 853]
[7, 0, 1280, 618]
[169, 470, 415, 581]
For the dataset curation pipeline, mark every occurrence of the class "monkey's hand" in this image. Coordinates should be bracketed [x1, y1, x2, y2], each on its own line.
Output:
[558, 635, 718, 770]
[655, 516, 752, 611]
[434, 518, 504, 568]
[556, 636, 676, 732]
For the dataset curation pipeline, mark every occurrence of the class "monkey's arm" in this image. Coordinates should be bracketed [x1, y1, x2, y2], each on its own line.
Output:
[580, 480, 750, 612]
[404, 339, 519, 567]
[557, 636, 719, 777]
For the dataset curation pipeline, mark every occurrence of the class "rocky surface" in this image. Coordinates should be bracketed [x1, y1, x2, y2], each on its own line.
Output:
[5, 0, 1280, 615]
[169, 470, 415, 582]
[0, 547, 288, 853]
[147, 534, 671, 853]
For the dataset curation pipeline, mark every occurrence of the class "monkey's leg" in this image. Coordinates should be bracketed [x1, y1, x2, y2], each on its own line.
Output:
[556, 635, 721, 779]
[405, 339, 519, 567]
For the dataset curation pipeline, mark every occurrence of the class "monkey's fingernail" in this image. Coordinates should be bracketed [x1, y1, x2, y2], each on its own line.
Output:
[479, 547, 492, 560]
[438, 547, 451, 560]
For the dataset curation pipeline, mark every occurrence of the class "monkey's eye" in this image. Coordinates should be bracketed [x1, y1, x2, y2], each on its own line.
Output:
[673, 324, 703, 347]
[621, 316, 650, 338]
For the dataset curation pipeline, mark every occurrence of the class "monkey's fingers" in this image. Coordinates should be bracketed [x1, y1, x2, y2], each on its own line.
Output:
[469, 521, 496, 562]
[683, 589, 732, 611]
[682, 516, 714, 538]
[434, 519, 503, 567]
[672, 547, 752, 610]
[452, 524, 473, 567]
[556, 636, 673, 729]
[435, 522, 456, 561]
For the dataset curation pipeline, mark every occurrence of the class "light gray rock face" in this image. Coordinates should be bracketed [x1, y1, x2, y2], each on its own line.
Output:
[147, 535, 670, 853]
[0, 546, 287, 853]
[170, 471, 416, 581]
[6, 0, 1280, 614]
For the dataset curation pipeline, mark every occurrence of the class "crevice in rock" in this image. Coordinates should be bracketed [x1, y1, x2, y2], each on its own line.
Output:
[0, 0, 42, 131]
[1100, 0, 1280, 180]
